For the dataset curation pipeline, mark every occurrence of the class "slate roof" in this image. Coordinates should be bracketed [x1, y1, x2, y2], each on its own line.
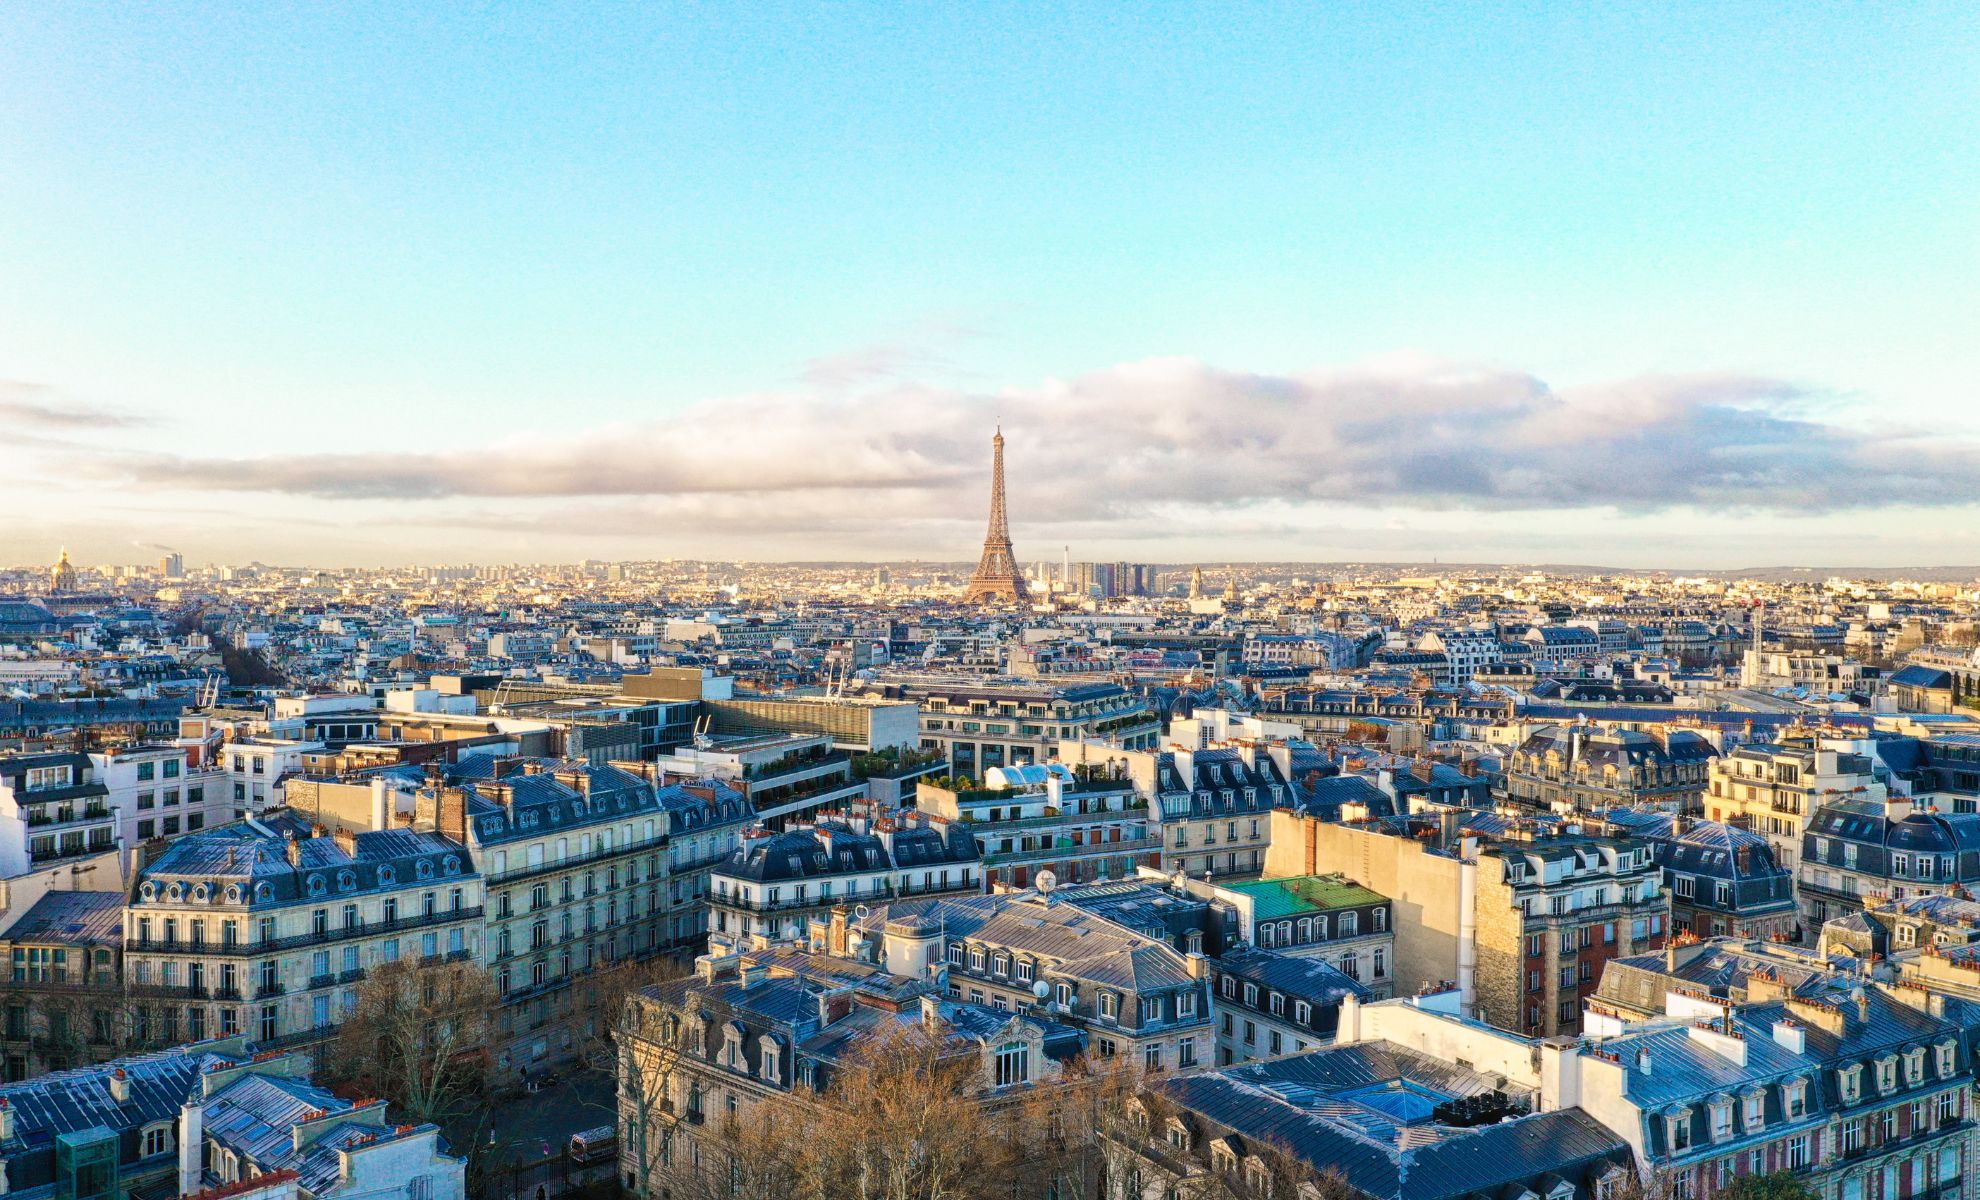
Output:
[443, 758, 662, 846]
[1159, 1045, 1629, 1200]
[1212, 945, 1369, 1007]
[852, 890, 1202, 993]
[720, 815, 979, 884]
[137, 813, 475, 909]
[3, 890, 127, 944]
[1284, 774, 1394, 822]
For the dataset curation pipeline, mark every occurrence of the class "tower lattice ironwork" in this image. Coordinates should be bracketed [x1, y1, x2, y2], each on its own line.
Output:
[961, 427, 1029, 604]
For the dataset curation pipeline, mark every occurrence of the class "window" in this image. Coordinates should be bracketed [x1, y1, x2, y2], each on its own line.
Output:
[995, 1041, 1030, 1087]
[143, 1125, 172, 1157]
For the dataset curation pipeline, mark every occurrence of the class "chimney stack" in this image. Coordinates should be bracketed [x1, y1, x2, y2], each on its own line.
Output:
[920, 993, 944, 1032]
[108, 1068, 130, 1104]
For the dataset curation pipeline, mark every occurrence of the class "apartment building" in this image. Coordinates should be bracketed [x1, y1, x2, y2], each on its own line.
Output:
[418, 757, 670, 1082]
[124, 814, 484, 1053]
[1197, 873, 1395, 991]
[1209, 945, 1366, 1065]
[618, 942, 1083, 1199]
[0, 891, 125, 1079]
[1598, 812, 1800, 940]
[0, 1039, 465, 1200]
[917, 763, 1158, 891]
[219, 737, 322, 816]
[636, 773, 752, 954]
[91, 742, 230, 846]
[1267, 808, 1668, 1037]
[0, 752, 117, 876]
[851, 676, 1160, 776]
[1055, 741, 1291, 879]
[1706, 740, 1884, 870]
[1501, 723, 1718, 814]
[1799, 798, 1980, 926]
[651, 732, 865, 826]
[708, 806, 980, 943]
[830, 886, 1217, 1073]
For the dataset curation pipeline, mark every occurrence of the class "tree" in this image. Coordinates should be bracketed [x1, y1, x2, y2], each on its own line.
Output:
[788, 1024, 993, 1200]
[1717, 1173, 1818, 1200]
[329, 956, 497, 1126]
[611, 968, 698, 1197]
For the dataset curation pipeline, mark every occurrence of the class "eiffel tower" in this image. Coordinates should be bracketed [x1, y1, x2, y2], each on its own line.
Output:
[961, 426, 1030, 604]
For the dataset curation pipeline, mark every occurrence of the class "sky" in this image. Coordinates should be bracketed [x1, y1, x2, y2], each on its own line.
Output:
[3, 3, 1978, 570]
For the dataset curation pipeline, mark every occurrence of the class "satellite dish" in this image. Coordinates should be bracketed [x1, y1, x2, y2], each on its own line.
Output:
[1032, 980, 1051, 1001]
[1035, 869, 1058, 894]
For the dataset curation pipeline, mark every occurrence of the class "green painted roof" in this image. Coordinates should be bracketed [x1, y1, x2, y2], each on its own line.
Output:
[1225, 874, 1386, 918]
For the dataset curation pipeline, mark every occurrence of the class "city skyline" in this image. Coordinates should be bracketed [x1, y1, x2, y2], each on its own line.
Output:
[5, 5, 1978, 567]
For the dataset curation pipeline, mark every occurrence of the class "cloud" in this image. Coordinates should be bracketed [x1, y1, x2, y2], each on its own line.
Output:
[86, 356, 1978, 537]
[797, 318, 980, 388]
[0, 380, 147, 429]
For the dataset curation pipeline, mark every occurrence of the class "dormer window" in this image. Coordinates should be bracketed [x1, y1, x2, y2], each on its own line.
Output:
[1166, 1119, 1191, 1151]
[1841, 1065, 1863, 1103]
[1877, 1057, 1898, 1094]
[1667, 1108, 1692, 1151]
[1098, 992, 1120, 1020]
[1708, 1097, 1733, 1142]
[1785, 1078, 1808, 1118]
[1740, 1089, 1764, 1132]
[1905, 1048, 1926, 1086]
[970, 946, 986, 970]
[947, 943, 965, 966]
[1016, 959, 1034, 983]
[1939, 1041, 1959, 1077]
[758, 1035, 783, 1085]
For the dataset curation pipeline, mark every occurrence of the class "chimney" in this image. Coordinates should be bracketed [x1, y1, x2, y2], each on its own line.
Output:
[920, 993, 944, 1032]
[109, 1068, 130, 1104]
[1772, 1019, 1806, 1055]
[1635, 1047, 1652, 1077]
[1186, 951, 1209, 980]
[332, 827, 358, 857]
[737, 963, 766, 990]
[285, 835, 303, 868]
[1856, 990, 1870, 1024]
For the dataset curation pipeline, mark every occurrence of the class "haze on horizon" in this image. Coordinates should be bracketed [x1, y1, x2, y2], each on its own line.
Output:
[4, 5, 1977, 571]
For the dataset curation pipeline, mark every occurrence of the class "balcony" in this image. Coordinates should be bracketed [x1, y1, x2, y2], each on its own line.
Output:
[983, 835, 1163, 867]
[487, 843, 655, 885]
[255, 982, 285, 999]
[714, 879, 977, 915]
[129, 983, 209, 1000]
[126, 906, 485, 955]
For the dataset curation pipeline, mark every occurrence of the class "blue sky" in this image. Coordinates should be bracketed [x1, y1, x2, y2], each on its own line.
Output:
[3, 3, 1978, 567]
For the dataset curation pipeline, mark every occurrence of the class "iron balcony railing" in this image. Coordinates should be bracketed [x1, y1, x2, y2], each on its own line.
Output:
[126, 906, 484, 955]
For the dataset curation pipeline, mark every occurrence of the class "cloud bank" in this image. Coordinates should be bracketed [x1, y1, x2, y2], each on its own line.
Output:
[81, 357, 1961, 537]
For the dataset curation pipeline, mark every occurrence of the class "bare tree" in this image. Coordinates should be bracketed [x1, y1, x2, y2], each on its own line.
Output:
[788, 1024, 992, 1200]
[330, 956, 497, 1125]
[613, 982, 695, 1197]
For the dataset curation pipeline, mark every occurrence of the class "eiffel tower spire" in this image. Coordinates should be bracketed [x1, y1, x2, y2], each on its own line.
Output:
[961, 426, 1029, 604]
